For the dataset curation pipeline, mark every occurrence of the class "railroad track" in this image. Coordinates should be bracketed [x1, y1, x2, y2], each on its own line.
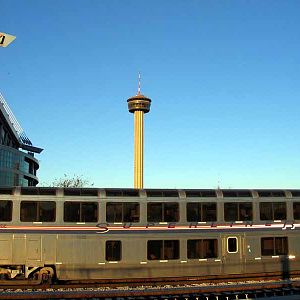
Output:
[0, 277, 300, 300]
[1, 271, 298, 289]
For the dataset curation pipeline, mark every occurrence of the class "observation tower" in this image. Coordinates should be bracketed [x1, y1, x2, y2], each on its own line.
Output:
[127, 74, 151, 189]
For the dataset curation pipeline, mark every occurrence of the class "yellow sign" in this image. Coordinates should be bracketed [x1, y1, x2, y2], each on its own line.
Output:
[0, 32, 16, 47]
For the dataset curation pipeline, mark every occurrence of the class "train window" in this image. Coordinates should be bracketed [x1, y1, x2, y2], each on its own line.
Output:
[163, 190, 179, 197]
[293, 202, 300, 220]
[260, 203, 272, 220]
[64, 202, 98, 222]
[106, 189, 139, 197]
[187, 203, 217, 222]
[224, 202, 252, 221]
[106, 202, 140, 222]
[63, 188, 98, 196]
[257, 190, 285, 197]
[0, 200, 12, 221]
[222, 191, 238, 197]
[80, 189, 98, 197]
[20, 201, 56, 222]
[147, 203, 162, 222]
[38, 188, 57, 196]
[222, 190, 252, 197]
[185, 190, 216, 197]
[261, 237, 288, 256]
[21, 187, 56, 195]
[147, 240, 179, 260]
[64, 189, 81, 196]
[224, 203, 238, 221]
[106, 241, 121, 261]
[187, 239, 218, 259]
[147, 202, 179, 222]
[275, 237, 288, 255]
[227, 237, 238, 253]
[146, 190, 179, 197]
[21, 188, 39, 195]
[290, 190, 300, 197]
[260, 202, 286, 220]
[273, 203, 287, 219]
[0, 188, 13, 195]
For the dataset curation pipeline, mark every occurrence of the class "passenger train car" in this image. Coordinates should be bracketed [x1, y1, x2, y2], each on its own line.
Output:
[0, 187, 300, 283]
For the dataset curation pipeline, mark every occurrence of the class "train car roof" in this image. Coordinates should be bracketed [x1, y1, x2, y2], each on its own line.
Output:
[0, 187, 300, 198]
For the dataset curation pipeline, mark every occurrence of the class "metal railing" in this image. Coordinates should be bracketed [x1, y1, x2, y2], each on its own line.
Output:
[0, 92, 32, 145]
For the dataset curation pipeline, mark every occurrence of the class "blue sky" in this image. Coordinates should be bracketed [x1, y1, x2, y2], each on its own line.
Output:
[1, 0, 300, 189]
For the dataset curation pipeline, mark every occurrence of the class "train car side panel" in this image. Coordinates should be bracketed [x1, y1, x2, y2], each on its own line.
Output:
[0, 235, 12, 263]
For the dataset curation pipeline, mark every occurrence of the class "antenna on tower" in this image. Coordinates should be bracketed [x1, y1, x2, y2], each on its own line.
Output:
[137, 72, 141, 95]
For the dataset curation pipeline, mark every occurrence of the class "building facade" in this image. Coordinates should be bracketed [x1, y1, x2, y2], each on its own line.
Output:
[0, 92, 42, 186]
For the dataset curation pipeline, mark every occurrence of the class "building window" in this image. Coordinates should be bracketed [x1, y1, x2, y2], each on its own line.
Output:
[293, 202, 300, 220]
[64, 202, 98, 222]
[261, 237, 288, 256]
[227, 237, 238, 253]
[106, 241, 121, 261]
[147, 240, 179, 260]
[260, 202, 286, 220]
[106, 202, 139, 222]
[0, 200, 12, 221]
[187, 239, 218, 259]
[224, 202, 252, 221]
[187, 203, 216, 222]
[20, 201, 56, 222]
[147, 202, 179, 222]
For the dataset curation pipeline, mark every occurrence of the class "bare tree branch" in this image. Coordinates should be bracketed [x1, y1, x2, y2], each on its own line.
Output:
[41, 174, 94, 188]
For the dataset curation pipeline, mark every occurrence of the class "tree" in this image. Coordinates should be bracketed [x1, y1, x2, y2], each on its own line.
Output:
[47, 174, 94, 188]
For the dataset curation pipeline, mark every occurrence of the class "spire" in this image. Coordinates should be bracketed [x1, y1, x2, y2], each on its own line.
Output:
[137, 72, 141, 95]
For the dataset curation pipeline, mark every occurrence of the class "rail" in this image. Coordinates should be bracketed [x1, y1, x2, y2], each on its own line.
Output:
[0, 276, 300, 300]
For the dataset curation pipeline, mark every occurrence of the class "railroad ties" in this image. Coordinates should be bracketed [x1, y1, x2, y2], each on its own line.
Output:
[0, 280, 300, 300]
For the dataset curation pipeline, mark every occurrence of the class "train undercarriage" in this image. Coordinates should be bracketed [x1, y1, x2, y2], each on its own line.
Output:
[0, 265, 54, 285]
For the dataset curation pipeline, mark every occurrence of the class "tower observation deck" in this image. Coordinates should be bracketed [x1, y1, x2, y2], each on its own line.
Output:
[127, 75, 151, 189]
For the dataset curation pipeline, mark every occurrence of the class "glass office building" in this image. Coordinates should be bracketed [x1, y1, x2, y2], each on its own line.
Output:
[0, 93, 42, 186]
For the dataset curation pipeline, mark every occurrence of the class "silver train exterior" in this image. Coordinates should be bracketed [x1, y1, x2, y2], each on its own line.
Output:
[0, 187, 299, 282]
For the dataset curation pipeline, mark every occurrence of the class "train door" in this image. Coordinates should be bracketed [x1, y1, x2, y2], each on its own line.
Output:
[26, 235, 41, 266]
[222, 235, 243, 274]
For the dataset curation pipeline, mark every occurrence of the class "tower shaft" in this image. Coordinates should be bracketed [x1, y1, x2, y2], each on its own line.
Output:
[134, 111, 144, 189]
[127, 74, 151, 189]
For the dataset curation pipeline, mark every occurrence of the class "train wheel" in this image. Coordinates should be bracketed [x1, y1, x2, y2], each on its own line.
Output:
[38, 267, 54, 284]
[0, 273, 8, 280]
